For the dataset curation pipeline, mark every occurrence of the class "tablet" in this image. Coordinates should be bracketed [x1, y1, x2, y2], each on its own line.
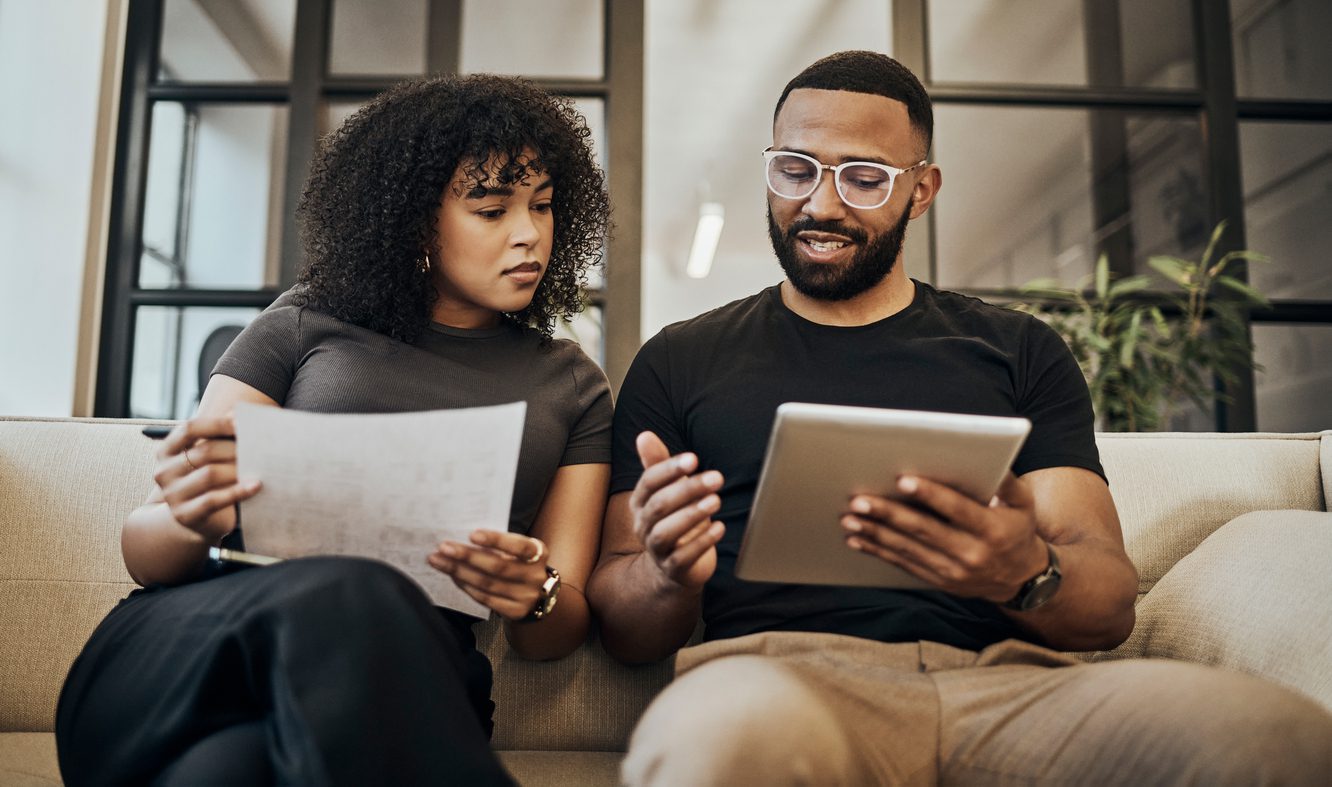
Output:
[735, 403, 1031, 589]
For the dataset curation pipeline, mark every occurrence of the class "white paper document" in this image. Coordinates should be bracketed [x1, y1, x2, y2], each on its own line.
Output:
[234, 401, 527, 618]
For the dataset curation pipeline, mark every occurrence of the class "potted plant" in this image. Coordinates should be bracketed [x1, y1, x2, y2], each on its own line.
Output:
[1012, 223, 1269, 432]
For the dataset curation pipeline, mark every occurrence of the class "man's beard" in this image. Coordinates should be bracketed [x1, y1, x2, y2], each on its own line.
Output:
[767, 198, 913, 301]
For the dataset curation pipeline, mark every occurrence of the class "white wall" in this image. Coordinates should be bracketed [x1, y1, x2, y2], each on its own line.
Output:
[0, 0, 110, 416]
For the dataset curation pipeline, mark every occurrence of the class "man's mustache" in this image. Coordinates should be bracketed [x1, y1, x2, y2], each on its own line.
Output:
[784, 218, 868, 245]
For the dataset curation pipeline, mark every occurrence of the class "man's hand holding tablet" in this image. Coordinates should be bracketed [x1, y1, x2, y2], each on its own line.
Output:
[736, 404, 1042, 600]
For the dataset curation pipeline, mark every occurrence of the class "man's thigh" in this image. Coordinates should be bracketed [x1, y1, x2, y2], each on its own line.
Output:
[624, 633, 943, 786]
[933, 646, 1332, 786]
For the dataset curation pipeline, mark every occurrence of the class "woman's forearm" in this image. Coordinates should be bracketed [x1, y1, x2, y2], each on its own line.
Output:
[121, 501, 219, 586]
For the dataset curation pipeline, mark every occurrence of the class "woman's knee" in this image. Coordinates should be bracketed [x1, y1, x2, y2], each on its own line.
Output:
[246, 557, 432, 633]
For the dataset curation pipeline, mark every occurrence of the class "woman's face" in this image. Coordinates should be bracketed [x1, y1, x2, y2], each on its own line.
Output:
[430, 151, 555, 328]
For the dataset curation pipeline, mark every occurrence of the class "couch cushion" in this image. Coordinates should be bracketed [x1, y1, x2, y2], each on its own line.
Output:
[0, 733, 625, 787]
[0, 732, 61, 786]
[1096, 510, 1332, 713]
[480, 622, 672, 753]
[498, 750, 622, 786]
[0, 419, 148, 731]
[1097, 433, 1325, 595]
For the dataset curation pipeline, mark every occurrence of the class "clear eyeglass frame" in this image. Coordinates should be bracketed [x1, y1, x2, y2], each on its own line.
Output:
[763, 148, 927, 210]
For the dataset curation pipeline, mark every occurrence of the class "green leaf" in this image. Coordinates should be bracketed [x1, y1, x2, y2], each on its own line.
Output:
[1201, 220, 1228, 269]
[1118, 311, 1143, 369]
[1095, 255, 1110, 299]
[1214, 276, 1271, 307]
[1106, 275, 1153, 299]
[1148, 256, 1190, 285]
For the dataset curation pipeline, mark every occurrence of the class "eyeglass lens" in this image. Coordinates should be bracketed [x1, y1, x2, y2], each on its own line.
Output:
[766, 153, 894, 208]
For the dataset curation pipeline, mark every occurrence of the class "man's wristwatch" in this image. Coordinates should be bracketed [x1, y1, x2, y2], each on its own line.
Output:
[524, 566, 561, 622]
[1002, 542, 1062, 612]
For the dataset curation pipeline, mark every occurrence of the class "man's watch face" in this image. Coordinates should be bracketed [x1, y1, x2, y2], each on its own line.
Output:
[1019, 574, 1061, 611]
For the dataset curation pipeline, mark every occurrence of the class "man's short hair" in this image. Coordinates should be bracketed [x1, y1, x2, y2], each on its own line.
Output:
[774, 50, 933, 154]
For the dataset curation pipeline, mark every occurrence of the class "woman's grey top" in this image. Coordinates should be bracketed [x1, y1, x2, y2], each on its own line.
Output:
[213, 293, 612, 535]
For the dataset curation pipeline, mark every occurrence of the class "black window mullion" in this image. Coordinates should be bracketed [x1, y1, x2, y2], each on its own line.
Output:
[1193, 0, 1254, 431]
[603, 0, 644, 394]
[279, 0, 331, 289]
[426, 0, 461, 75]
[96, 0, 164, 417]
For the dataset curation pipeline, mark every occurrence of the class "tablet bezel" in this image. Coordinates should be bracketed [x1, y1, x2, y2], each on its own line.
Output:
[734, 403, 1031, 589]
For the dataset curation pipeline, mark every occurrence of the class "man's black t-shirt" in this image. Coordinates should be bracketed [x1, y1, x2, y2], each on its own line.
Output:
[609, 281, 1104, 651]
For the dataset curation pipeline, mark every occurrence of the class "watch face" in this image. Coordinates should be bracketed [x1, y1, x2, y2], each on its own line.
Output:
[1021, 574, 1061, 611]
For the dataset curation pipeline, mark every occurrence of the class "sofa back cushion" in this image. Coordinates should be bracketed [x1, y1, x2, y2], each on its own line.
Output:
[1097, 432, 1326, 595]
[0, 418, 145, 732]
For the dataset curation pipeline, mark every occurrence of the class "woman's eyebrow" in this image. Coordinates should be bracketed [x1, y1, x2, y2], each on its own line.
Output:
[466, 177, 553, 200]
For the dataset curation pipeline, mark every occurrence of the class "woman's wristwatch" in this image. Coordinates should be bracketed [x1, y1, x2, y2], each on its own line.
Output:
[524, 566, 561, 621]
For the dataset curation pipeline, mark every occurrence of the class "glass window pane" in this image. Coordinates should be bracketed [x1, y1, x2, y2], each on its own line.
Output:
[140, 103, 288, 290]
[158, 0, 295, 82]
[130, 306, 261, 419]
[1232, 0, 1332, 100]
[460, 0, 603, 79]
[928, 0, 1196, 89]
[1240, 122, 1332, 301]
[1253, 324, 1332, 432]
[553, 304, 604, 368]
[933, 106, 1207, 290]
[328, 0, 428, 77]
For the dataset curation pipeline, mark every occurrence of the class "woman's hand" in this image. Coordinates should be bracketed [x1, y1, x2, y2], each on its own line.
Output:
[154, 416, 261, 542]
[427, 531, 551, 621]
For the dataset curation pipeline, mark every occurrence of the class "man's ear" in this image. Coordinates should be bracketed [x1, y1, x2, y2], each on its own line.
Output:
[908, 164, 941, 220]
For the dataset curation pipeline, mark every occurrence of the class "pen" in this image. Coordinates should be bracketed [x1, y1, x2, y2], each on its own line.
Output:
[208, 547, 282, 567]
[141, 425, 236, 440]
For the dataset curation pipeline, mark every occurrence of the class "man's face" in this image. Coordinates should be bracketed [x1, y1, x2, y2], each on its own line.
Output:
[766, 89, 925, 301]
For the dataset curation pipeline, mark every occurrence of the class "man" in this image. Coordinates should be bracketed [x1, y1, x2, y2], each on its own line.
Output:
[587, 51, 1332, 785]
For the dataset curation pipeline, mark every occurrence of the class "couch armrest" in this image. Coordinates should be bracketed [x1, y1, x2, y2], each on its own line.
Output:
[1092, 510, 1332, 715]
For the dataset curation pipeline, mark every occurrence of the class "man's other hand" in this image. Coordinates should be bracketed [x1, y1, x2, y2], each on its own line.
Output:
[630, 431, 725, 590]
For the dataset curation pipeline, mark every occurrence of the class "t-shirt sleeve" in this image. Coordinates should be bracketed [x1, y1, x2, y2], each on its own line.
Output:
[559, 347, 614, 466]
[1012, 316, 1106, 481]
[210, 299, 302, 404]
[609, 330, 687, 496]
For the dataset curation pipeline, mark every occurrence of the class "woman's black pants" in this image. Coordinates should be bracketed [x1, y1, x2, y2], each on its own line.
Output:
[55, 556, 515, 786]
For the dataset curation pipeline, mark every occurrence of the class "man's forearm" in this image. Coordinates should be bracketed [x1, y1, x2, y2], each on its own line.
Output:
[587, 551, 703, 664]
[1004, 538, 1138, 651]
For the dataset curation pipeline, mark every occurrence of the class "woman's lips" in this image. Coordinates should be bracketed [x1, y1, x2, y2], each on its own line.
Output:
[503, 261, 542, 284]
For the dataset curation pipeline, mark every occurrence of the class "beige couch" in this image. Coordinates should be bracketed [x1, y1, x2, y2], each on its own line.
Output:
[3, 416, 1330, 786]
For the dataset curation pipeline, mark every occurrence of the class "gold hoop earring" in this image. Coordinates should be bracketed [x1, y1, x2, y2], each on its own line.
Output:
[420, 252, 431, 274]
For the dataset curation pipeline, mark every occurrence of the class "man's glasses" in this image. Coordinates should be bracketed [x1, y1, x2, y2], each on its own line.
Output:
[763, 149, 926, 210]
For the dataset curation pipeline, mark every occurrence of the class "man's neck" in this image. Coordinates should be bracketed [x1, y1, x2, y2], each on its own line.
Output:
[779, 266, 916, 327]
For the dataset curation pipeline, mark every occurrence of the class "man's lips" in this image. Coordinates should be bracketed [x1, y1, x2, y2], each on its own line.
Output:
[795, 231, 855, 260]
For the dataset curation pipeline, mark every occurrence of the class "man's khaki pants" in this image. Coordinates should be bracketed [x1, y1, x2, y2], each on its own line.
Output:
[622, 632, 1332, 786]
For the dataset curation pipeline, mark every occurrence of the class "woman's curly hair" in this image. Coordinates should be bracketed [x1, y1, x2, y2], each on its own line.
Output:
[294, 74, 609, 342]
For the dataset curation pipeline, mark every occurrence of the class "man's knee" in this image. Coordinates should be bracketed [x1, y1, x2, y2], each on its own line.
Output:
[623, 655, 861, 787]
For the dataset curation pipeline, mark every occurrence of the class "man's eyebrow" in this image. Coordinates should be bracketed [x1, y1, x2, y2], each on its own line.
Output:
[781, 147, 895, 167]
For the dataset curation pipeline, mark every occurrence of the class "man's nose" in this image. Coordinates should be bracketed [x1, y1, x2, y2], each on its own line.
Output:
[801, 171, 847, 222]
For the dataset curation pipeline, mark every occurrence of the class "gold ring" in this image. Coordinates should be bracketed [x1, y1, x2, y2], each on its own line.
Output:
[523, 537, 547, 565]
[183, 447, 197, 471]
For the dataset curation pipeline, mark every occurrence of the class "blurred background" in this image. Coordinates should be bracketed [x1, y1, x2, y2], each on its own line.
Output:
[1, 0, 1328, 430]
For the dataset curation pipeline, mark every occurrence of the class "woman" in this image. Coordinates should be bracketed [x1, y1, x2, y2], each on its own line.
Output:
[56, 75, 611, 787]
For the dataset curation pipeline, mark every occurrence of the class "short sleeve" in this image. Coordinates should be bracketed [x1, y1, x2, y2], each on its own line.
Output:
[1012, 317, 1106, 481]
[210, 297, 302, 404]
[559, 347, 613, 466]
[610, 329, 687, 495]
